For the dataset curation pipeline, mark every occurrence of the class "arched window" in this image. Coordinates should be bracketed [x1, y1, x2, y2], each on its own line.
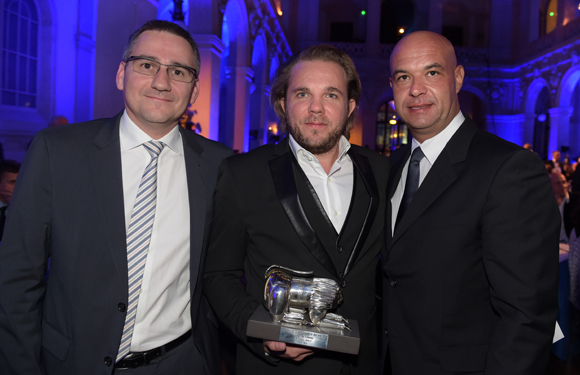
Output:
[2, 0, 38, 107]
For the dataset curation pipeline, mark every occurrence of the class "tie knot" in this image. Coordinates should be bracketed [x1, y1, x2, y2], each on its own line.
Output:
[143, 140, 165, 158]
[411, 147, 425, 163]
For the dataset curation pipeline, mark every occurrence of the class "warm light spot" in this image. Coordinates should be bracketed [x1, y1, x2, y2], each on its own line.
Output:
[389, 119, 397, 125]
[578, 3, 580, 10]
[277, 9, 283, 16]
[361, 10, 366, 16]
[398, 28, 405, 34]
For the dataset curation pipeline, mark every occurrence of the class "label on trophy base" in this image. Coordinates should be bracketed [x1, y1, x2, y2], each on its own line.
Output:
[246, 306, 360, 354]
[279, 327, 329, 349]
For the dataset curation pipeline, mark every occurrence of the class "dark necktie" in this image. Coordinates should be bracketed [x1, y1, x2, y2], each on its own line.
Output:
[395, 147, 425, 228]
[0, 205, 6, 241]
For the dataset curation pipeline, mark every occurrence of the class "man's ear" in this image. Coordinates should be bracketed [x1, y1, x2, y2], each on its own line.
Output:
[189, 79, 200, 105]
[454, 65, 465, 93]
[348, 99, 356, 118]
[116, 62, 126, 91]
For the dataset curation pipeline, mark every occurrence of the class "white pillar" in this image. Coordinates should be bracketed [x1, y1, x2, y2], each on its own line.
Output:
[191, 34, 224, 141]
[231, 66, 254, 153]
[548, 106, 574, 154]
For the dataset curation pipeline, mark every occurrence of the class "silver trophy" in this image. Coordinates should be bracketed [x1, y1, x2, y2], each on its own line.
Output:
[246, 265, 361, 354]
[263, 265, 350, 330]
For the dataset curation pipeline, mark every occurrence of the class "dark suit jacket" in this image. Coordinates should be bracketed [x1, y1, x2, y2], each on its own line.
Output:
[382, 116, 560, 374]
[204, 137, 389, 375]
[0, 112, 232, 375]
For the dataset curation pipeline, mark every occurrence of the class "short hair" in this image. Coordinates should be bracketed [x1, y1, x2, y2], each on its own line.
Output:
[270, 44, 362, 135]
[0, 160, 20, 178]
[122, 20, 201, 75]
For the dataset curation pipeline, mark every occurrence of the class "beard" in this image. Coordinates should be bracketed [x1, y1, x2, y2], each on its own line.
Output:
[288, 115, 348, 155]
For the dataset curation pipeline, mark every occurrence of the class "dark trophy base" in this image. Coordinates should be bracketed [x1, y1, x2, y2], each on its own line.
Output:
[246, 306, 360, 355]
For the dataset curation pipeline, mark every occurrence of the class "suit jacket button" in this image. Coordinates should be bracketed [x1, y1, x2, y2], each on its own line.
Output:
[118, 303, 126, 313]
[390, 281, 397, 288]
[337, 246, 343, 253]
[104, 356, 113, 366]
[384, 329, 388, 337]
[341, 279, 347, 288]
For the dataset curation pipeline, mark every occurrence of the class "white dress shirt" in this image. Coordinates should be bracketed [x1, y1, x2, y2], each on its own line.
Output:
[119, 111, 191, 351]
[391, 112, 465, 234]
[289, 134, 353, 233]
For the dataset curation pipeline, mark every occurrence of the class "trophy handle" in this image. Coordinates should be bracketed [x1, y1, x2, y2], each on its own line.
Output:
[265, 265, 313, 279]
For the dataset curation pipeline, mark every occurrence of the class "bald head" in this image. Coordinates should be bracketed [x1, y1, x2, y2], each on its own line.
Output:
[389, 31, 464, 142]
[391, 31, 457, 70]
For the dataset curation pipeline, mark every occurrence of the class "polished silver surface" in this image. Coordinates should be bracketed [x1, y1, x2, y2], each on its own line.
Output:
[263, 265, 349, 330]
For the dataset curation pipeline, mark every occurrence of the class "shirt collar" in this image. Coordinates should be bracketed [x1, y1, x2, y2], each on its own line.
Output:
[119, 110, 183, 155]
[288, 133, 351, 163]
[410, 111, 465, 164]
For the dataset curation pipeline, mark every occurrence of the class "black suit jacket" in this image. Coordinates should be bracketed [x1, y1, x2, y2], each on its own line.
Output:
[204, 137, 389, 375]
[382, 116, 560, 374]
[0, 112, 232, 375]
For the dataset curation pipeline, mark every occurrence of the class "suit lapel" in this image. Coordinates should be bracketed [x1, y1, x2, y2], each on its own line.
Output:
[88, 113, 127, 287]
[341, 149, 380, 278]
[180, 127, 206, 296]
[390, 118, 477, 247]
[269, 138, 339, 278]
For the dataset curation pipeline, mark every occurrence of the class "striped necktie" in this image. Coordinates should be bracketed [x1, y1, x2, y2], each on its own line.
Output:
[116, 140, 165, 362]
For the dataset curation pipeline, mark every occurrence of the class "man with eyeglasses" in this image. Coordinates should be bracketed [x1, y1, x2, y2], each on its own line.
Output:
[0, 20, 231, 375]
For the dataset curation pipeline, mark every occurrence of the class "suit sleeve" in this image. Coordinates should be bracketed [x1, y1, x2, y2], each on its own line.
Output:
[0, 132, 52, 375]
[482, 149, 560, 374]
[203, 158, 270, 361]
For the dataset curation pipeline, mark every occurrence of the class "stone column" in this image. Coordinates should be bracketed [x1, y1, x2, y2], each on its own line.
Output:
[365, 0, 381, 58]
[191, 34, 224, 141]
[74, 0, 97, 123]
[231, 66, 254, 153]
[548, 106, 574, 154]
[523, 112, 537, 145]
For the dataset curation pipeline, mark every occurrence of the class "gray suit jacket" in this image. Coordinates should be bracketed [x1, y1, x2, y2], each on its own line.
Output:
[0, 112, 232, 375]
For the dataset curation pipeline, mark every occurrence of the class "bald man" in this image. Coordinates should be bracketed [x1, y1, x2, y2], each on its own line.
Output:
[382, 31, 559, 374]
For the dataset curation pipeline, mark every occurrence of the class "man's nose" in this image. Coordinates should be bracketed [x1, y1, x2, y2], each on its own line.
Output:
[151, 68, 171, 91]
[409, 78, 426, 97]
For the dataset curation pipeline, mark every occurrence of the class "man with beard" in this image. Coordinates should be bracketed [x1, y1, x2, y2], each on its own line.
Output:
[204, 45, 389, 375]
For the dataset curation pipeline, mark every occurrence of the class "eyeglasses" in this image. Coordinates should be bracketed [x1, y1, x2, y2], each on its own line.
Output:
[125, 56, 198, 83]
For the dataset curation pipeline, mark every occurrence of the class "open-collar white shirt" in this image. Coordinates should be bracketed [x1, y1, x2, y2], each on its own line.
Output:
[289, 134, 354, 233]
